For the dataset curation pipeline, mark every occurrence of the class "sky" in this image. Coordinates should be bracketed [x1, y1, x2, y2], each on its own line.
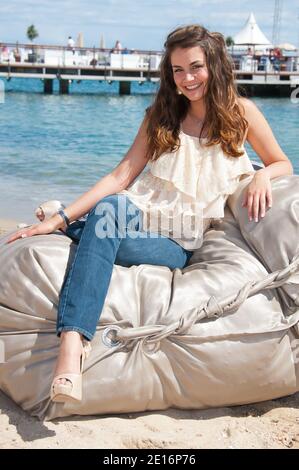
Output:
[0, 0, 299, 50]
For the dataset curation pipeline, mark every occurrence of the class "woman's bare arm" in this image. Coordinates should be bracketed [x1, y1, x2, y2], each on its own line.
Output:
[6, 117, 150, 243]
[239, 98, 293, 222]
[241, 97, 293, 177]
[50, 117, 150, 229]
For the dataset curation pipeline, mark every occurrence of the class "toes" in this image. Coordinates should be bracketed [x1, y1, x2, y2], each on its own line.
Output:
[55, 378, 71, 386]
[35, 209, 45, 221]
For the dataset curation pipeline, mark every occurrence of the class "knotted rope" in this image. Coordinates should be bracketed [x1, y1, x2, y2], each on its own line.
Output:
[108, 253, 299, 347]
[1, 254, 299, 347]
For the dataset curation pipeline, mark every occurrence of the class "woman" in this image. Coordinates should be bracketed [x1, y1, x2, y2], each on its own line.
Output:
[6, 25, 293, 403]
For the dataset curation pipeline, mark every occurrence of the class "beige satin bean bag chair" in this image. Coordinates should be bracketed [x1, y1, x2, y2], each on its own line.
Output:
[0, 175, 298, 421]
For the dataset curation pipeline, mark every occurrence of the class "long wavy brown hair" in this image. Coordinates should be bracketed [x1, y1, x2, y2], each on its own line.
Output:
[145, 24, 248, 161]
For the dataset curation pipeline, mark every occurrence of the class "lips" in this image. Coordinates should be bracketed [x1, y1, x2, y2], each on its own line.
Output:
[184, 83, 202, 91]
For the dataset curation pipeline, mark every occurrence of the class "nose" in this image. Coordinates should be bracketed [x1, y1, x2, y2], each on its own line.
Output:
[184, 72, 195, 82]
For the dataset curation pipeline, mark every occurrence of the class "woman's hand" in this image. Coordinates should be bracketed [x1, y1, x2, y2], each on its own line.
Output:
[242, 169, 272, 222]
[5, 217, 63, 244]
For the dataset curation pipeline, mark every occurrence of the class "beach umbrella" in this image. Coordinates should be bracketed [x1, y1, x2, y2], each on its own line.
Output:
[277, 42, 297, 51]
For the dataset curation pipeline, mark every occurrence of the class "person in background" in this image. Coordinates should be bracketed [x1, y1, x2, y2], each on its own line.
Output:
[67, 36, 75, 54]
[13, 47, 21, 62]
[113, 40, 122, 53]
[1, 45, 9, 62]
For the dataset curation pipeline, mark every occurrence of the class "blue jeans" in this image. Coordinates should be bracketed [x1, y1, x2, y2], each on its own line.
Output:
[57, 194, 193, 340]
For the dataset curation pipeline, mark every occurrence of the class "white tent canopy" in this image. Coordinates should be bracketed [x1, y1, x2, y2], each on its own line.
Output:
[233, 12, 272, 46]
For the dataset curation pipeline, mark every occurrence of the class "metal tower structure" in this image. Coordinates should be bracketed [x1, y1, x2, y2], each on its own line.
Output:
[272, 0, 283, 46]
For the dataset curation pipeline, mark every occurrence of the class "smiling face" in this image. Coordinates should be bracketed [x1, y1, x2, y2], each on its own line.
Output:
[170, 46, 209, 102]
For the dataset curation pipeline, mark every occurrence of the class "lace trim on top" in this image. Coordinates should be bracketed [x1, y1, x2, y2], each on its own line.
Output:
[119, 131, 255, 249]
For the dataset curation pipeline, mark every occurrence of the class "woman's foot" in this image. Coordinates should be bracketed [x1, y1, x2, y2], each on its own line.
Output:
[35, 200, 65, 222]
[50, 331, 91, 403]
[35, 200, 67, 233]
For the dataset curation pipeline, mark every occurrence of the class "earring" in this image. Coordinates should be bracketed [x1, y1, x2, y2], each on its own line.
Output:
[176, 88, 182, 95]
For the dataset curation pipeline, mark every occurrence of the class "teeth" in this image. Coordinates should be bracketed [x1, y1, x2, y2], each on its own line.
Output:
[186, 84, 200, 90]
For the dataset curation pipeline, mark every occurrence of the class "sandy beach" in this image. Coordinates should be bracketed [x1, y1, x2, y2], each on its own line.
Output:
[0, 218, 298, 449]
[1, 389, 299, 449]
[0, 219, 20, 236]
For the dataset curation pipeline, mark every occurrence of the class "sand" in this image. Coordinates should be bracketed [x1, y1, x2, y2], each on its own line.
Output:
[0, 218, 20, 236]
[0, 391, 298, 449]
[0, 218, 298, 449]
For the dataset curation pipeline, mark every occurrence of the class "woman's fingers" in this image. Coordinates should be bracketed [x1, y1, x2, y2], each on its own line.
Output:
[247, 192, 254, 221]
[259, 192, 266, 218]
[252, 192, 261, 222]
[241, 192, 248, 207]
[247, 191, 260, 222]
[5, 225, 38, 244]
[244, 174, 273, 222]
[5, 219, 59, 244]
[246, 191, 271, 222]
[6, 232, 26, 244]
[266, 189, 273, 208]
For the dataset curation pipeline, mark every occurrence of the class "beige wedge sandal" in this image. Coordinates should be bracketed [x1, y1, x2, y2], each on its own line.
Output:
[35, 200, 65, 222]
[50, 341, 91, 403]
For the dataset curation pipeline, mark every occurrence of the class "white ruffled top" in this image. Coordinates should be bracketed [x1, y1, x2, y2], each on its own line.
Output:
[119, 130, 255, 250]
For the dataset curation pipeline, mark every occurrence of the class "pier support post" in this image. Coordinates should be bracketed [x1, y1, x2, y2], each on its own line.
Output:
[119, 81, 131, 95]
[44, 79, 53, 94]
[59, 79, 69, 94]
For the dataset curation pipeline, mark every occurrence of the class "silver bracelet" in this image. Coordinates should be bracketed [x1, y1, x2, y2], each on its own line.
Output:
[57, 209, 71, 227]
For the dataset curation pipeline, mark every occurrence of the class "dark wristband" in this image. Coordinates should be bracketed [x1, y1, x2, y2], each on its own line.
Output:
[57, 209, 70, 227]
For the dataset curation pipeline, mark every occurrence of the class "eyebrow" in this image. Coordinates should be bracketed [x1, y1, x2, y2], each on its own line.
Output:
[171, 60, 204, 68]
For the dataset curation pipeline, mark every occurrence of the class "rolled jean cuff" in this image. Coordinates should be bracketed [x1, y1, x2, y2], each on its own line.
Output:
[56, 325, 94, 341]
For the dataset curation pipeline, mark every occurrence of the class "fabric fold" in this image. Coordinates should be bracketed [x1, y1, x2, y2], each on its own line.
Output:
[120, 131, 255, 249]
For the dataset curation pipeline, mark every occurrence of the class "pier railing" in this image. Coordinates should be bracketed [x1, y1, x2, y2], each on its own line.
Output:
[0, 42, 298, 72]
[0, 42, 298, 96]
[0, 42, 163, 70]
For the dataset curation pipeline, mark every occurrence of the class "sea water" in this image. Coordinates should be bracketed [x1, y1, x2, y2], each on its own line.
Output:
[0, 78, 298, 222]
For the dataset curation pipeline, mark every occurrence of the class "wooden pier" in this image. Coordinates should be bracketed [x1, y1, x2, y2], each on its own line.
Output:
[0, 41, 298, 96]
[0, 62, 298, 96]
